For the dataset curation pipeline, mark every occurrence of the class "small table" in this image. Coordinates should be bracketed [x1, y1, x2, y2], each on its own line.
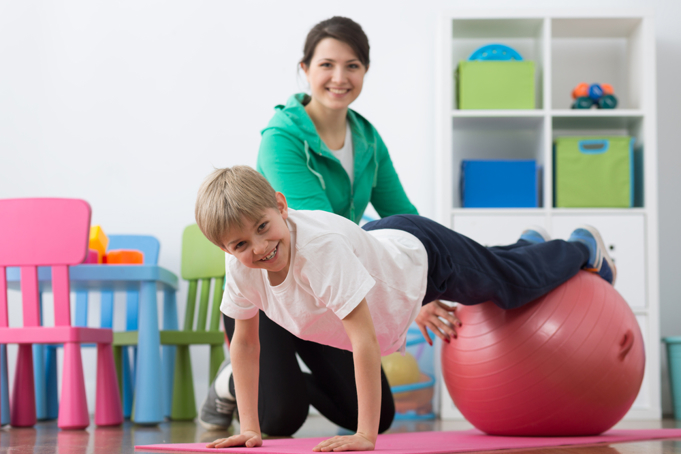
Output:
[5, 264, 179, 425]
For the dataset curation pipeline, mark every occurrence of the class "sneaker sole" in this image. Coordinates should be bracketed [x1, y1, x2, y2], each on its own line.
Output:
[577, 224, 617, 285]
[198, 417, 229, 431]
[198, 396, 233, 431]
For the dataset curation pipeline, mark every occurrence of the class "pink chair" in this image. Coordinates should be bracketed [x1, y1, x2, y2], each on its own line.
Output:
[0, 198, 122, 429]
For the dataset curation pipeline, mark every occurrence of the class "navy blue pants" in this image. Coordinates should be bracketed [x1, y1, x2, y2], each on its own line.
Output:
[362, 215, 590, 310]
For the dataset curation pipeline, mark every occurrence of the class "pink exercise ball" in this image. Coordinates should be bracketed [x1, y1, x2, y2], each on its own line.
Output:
[441, 271, 645, 436]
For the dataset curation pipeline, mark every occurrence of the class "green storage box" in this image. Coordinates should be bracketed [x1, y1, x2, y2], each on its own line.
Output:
[457, 61, 535, 109]
[554, 136, 634, 208]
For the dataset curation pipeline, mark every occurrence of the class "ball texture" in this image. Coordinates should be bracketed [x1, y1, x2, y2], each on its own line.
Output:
[441, 271, 645, 436]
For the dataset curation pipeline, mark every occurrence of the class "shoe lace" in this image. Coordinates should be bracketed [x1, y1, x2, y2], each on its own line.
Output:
[215, 398, 236, 415]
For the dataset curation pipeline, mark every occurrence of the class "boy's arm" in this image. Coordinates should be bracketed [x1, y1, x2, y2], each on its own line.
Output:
[206, 313, 261, 449]
[313, 299, 381, 452]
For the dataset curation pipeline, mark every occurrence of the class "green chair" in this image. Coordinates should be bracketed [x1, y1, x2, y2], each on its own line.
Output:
[114, 224, 226, 420]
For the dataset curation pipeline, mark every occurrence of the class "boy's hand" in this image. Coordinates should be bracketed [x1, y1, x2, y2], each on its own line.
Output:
[206, 431, 262, 449]
[312, 433, 375, 452]
[415, 300, 461, 345]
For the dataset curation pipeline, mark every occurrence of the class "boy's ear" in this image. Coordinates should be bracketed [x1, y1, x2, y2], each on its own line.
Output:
[275, 192, 288, 219]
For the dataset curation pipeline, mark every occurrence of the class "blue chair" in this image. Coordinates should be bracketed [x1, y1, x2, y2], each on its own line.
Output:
[35, 235, 167, 421]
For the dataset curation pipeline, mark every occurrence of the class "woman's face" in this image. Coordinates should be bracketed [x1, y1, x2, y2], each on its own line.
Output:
[302, 37, 367, 111]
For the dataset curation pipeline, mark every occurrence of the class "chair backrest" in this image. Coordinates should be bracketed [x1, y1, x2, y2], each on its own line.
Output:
[180, 224, 225, 333]
[108, 235, 160, 265]
[0, 198, 91, 328]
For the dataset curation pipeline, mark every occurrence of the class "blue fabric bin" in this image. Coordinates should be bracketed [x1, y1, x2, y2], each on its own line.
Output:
[461, 160, 538, 208]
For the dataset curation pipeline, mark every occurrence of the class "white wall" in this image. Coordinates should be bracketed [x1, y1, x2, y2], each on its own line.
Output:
[1, 0, 680, 417]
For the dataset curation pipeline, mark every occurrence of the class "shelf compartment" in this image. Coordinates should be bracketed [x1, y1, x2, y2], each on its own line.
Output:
[451, 18, 546, 110]
[551, 115, 644, 207]
[551, 17, 646, 110]
[451, 116, 545, 209]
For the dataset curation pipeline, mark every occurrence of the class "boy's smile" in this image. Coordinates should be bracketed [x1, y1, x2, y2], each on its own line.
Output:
[220, 192, 291, 286]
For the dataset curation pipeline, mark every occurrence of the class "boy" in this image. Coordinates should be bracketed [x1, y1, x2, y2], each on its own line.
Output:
[197, 166, 615, 452]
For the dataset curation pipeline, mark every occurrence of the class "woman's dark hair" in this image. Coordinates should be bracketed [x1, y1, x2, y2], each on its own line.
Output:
[300, 17, 370, 69]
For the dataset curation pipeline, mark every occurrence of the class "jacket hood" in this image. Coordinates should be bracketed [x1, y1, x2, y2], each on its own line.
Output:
[264, 93, 317, 145]
[260, 93, 379, 193]
[262, 93, 371, 155]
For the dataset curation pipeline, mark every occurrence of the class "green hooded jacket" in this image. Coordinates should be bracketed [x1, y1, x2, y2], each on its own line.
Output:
[257, 93, 418, 223]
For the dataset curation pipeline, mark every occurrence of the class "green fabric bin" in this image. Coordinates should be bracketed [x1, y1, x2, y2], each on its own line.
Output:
[457, 61, 535, 110]
[554, 136, 634, 208]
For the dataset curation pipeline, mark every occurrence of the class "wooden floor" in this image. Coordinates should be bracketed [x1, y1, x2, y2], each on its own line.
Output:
[0, 417, 680, 454]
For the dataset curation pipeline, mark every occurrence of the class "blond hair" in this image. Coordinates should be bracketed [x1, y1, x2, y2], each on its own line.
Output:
[195, 166, 278, 247]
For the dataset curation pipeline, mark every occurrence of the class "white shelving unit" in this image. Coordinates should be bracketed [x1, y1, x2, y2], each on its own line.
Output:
[435, 10, 659, 420]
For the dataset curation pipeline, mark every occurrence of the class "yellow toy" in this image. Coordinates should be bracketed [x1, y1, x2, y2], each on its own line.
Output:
[381, 352, 421, 387]
[89, 225, 109, 264]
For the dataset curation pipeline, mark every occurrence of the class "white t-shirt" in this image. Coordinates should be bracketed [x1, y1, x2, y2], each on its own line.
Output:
[327, 124, 354, 184]
[221, 209, 428, 356]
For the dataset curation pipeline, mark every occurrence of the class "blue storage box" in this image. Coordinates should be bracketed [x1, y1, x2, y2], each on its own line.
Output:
[461, 160, 538, 208]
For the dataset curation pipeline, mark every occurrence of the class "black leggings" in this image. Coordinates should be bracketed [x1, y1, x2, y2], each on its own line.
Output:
[223, 312, 395, 436]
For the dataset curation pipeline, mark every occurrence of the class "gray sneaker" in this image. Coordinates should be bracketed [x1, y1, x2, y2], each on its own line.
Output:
[199, 359, 237, 431]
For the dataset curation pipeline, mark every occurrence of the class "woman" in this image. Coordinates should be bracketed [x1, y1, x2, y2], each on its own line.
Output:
[200, 17, 449, 438]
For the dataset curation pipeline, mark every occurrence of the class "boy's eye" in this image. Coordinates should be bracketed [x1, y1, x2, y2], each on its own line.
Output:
[235, 241, 245, 250]
[258, 222, 268, 232]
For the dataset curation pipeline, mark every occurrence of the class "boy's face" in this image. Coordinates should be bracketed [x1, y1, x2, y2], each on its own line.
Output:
[220, 192, 291, 283]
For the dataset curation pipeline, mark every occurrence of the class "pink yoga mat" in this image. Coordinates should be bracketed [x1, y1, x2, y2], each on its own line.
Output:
[135, 429, 681, 453]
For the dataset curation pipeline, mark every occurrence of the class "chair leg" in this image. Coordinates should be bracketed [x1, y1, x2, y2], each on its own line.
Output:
[11, 344, 36, 427]
[113, 345, 123, 398]
[209, 344, 226, 383]
[162, 344, 175, 419]
[171, 345, 196, 420]
[95, 343, 123, 427]
[32, 344, 47, 420]
[133, 281, 163, 424]
[58, 343, 90, 430]
[162, 288, 178, 419]
[45, 345, 59, 420]
[121, 346, 135, 419]
[1, 344, 10, 426]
